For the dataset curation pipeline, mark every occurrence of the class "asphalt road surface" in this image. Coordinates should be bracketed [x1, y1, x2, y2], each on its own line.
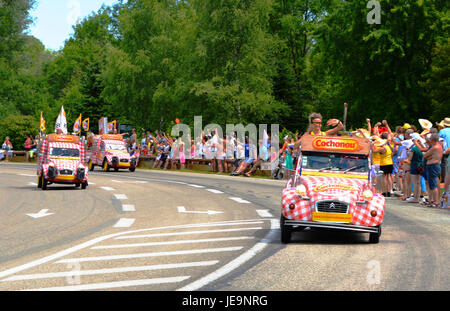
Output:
[0, 162, 449, 291]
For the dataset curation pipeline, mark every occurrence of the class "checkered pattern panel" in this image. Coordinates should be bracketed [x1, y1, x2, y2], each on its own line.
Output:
[281, 175, 385, 227]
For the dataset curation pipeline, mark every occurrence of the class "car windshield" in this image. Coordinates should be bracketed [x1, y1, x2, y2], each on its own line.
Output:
[49, 147, 80, 158]
[106, 144, 126, 151]
[300, 151, 368, 173]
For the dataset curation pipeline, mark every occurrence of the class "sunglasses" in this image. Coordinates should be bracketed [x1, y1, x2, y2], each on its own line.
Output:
[312, 121, 322, 125]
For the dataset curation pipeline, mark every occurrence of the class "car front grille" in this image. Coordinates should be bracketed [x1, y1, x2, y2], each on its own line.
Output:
[120, 159, 129, 163]
[59, 169, 73, 175]
[316, 200, 349, 213]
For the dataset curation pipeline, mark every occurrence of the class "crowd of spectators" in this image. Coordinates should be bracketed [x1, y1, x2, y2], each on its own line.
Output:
[2, 116, 449, 207]
[357, 117, 450, 208]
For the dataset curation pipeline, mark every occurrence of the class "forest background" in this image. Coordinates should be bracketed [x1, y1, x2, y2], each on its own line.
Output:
[0, 0, 448, 148]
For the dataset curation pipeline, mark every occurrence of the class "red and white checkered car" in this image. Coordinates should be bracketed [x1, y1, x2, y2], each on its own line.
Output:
[86, 135, 137, 172]
[36, 134, 88, 189]
[280, 134, 385, 244]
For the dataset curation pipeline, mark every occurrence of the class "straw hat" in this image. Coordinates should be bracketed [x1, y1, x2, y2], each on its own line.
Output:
[355, 128, 371, 139]
[444, 117, 450, 127]
[418, 119, 432, 129]
[436, 120, 445, 128]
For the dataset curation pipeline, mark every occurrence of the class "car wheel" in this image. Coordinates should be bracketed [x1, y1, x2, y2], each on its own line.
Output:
[42, 177, 48, 190]
[75, 183, 80, 188]
[38, 175, 42, 188]
[129, 167, 135, 172]
[81, 181, 87, 189]
[114, 167, 119, 172]
[369, 225, 381, 244]
[280, 215, 292, 244]
[103, 159, 110, 172]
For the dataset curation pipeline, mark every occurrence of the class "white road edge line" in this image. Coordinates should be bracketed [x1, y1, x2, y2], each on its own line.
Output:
[91, 236, 253, 250]
[3, 261, 218, 282]
[177, 218, 279, 291]
[22, 276, 191, 291]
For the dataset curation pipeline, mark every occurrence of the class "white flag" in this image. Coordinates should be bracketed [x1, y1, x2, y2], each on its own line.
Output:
[55, 106, 68, 134]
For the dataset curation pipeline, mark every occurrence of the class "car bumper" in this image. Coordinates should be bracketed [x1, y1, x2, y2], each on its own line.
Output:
[283, 219, 380, 234]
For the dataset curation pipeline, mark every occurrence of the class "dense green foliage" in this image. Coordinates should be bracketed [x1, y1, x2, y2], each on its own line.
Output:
[0, 0, 449, 148]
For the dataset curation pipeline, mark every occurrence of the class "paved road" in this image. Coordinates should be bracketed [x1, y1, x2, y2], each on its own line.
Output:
[0, 162, 449, 291]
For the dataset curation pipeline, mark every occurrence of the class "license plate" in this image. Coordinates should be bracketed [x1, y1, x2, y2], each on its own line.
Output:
[312, 212, 353, 223]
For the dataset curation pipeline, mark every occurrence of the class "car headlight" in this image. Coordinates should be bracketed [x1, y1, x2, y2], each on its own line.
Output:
[362, 189, 374, 201]
[295, 184, 307, 197]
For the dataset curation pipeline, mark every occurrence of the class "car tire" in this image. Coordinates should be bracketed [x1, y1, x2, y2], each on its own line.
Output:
[42, 177, 48, 190]
[81, 181, 87, 189]
[129, 167, 135, 172]
[114, 167, 119, 172]
[38, 175, 42, 188]
[369, 225, 381, 244]
[280, 215, 292, 244]
[103, 159, 110, 172]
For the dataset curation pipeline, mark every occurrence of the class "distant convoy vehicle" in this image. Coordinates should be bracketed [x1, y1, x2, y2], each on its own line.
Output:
[86, 134, 138, 172]
[280, 134, 385, 244]
[36, 133, 89, 190]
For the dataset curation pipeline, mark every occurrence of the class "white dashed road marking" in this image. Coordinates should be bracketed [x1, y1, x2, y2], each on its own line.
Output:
[122, 204, 136, 212]
[206, 189, 224, 194]
[113, 218, 135, 228]
[100, 186, 115, 191]
[256, 210, 273, 218]
[114, 194, 128, 200]
[229, 197, 251, 204]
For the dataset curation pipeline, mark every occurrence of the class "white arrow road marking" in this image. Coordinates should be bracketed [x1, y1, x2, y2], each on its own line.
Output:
[20, 174, 36, 177]
[177, 206, 223, 215]
[26, 209, 54, 219]
[256, 210, 273, 218]
[114, 194, 128, 200]
[206, 189, 224, 194]
[3, 261, 218, 282]
[113, 218, 135, 228]
[229, 197, 251, 204]
[28, 182, 38, 186]
[22, 276, 191, 291]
